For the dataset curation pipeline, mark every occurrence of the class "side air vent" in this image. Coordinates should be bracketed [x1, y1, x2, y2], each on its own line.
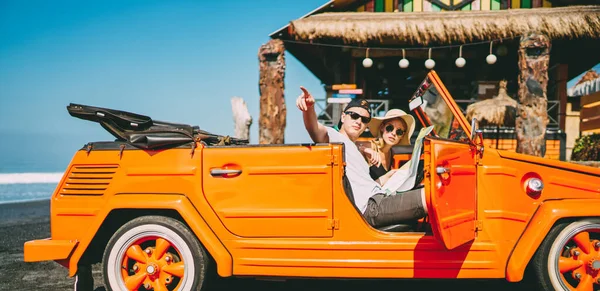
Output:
[60, 165, 118, 196]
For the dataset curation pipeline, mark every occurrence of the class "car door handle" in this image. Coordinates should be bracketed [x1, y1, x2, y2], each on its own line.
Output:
[210, 168, 242, 176]
[436, 166, 450, 174]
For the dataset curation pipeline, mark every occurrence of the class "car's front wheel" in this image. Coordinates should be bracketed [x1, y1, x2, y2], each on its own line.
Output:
[102, 215, 209, 291]
[532, 219, 600, 291]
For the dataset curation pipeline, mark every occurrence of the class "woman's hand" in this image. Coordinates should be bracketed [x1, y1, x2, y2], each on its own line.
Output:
[376, 169, 397, 186]
[363, 148, 382, 167]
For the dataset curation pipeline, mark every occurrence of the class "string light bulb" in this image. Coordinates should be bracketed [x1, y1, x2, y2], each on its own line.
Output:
[363, 48, 373, 68]
[399, 49, 409, 68]
[486, 42, 497, 65]
[455, 45, 466, 68]
[425, 48, 435, 69]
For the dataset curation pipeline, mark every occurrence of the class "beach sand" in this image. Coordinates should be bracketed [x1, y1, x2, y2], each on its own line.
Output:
[0, 200, 90, 291]
[0, 200, 536, 291]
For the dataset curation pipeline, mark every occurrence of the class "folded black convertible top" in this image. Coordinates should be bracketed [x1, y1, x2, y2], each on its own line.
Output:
[67, 103, 248, 149]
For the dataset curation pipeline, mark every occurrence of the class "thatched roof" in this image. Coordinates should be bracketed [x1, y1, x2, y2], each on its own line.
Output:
[569, 75, 600, 97]
[576, 69, 600, 85]
[466, 80, 518, 127]
[288, 5, 600, 46]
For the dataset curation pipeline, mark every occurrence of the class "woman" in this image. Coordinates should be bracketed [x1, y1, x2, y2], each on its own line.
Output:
[361, 109, 415, 182]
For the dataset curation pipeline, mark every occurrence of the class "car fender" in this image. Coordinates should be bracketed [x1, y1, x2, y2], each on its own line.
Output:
[505, 199, 600, 282]
[66, 193, 233, 277]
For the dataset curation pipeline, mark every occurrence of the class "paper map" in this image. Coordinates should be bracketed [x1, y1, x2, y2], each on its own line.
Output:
[381, 125, 434, 195]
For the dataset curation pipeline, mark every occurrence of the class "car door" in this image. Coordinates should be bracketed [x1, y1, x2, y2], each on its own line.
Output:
[202, 144, 334, 238]
[409, 71, 478, 250]
[426, 137, 477, 250]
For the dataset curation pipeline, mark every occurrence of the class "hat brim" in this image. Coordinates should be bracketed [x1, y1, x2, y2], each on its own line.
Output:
[368, 113, 416, 145]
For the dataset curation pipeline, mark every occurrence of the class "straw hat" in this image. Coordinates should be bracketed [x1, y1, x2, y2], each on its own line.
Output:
[368, 109, 415, 145]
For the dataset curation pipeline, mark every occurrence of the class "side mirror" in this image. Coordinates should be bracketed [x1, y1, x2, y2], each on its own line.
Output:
[409, 78, 432, 111]
[409, 96, 423, 111]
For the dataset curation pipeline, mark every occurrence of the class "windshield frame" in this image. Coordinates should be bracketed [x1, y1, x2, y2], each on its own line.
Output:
[408, 71, 473, 142]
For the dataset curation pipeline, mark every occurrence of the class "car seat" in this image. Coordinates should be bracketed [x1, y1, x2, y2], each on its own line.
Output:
[342, 174, 417, 232]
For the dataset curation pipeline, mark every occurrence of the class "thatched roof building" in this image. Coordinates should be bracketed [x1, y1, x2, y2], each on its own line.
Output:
[264, 0, 600, 159]
[568, 69, 600, 97]
[273, 4, 600, 85]
[288, 6, 600, 46]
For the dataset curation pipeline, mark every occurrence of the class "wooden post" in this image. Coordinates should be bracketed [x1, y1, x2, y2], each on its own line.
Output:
[556, 64, 568, 131]
[516, 32, 551, 157]
[258, 39, 286, 144]
[231, 97, 252, 141]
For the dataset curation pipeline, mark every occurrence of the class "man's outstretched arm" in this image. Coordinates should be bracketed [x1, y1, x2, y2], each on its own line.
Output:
[296, 86, 328, 143]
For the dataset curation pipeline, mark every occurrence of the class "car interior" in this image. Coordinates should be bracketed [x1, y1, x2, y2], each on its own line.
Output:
[341, 146, 429, 233]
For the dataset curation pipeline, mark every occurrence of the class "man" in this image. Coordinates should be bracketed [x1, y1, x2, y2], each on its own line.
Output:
[296, 86, 427, 228]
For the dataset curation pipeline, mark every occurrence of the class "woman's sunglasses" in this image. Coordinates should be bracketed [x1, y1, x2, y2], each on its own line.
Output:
[345, 111, 371, 123]
[385, 124, 404, 136]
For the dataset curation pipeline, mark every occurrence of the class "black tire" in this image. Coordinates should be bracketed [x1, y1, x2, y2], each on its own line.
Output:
[102, 215, 209, 291]
[531, 219, 600, 291]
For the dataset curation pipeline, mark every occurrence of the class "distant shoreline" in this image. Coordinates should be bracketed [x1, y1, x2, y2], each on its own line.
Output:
[0, 172, 63, 184]
[0, 197, 50, 205]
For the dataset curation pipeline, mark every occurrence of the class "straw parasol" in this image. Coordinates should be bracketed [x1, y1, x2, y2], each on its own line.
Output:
[466, 80, 517, 127]
[288, 6, 600, 46]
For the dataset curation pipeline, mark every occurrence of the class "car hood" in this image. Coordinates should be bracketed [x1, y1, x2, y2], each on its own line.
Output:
[497, 150, 600, 178]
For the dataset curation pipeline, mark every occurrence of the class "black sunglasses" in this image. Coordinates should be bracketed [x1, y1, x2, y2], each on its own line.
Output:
[385, 124, 404, 136]
[345, 111, 371, 123]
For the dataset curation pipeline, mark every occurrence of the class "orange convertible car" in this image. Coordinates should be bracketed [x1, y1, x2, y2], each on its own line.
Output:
[24, 71, 600, 291]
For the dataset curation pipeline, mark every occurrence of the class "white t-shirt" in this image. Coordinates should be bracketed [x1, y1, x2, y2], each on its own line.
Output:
[326, 127, 382, 213]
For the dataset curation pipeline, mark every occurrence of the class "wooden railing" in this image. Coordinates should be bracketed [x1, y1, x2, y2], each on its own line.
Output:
[580, 91, 600, 134]
[315, 98, 390, 127]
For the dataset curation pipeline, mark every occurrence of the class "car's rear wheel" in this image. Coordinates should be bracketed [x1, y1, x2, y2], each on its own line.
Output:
[532, 219, 600, 291]
[102, 215, 208, 291]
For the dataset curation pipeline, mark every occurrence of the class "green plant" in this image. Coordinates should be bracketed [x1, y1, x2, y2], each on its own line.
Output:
[570, 133, 600, 161]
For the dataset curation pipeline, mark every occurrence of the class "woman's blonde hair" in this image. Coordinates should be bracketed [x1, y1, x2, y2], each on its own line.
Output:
[362, 138, 384, 166]
[370, 137, 385, 153]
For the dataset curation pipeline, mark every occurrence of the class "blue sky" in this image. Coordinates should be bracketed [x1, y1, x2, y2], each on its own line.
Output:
[0, 0, 326, 171]
[1, 0, 598, 172]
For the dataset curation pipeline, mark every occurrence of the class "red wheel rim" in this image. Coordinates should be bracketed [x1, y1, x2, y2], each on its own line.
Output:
[119, 236, 185, 290]
[556, 228, 600, 291]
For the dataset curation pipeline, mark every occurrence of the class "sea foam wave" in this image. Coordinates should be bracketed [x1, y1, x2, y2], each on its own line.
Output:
[0, 173, 64, 184]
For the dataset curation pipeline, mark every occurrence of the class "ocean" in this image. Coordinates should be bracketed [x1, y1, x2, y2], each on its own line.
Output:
[0, 131, 102, 204]
[0, 173, 63, 204]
